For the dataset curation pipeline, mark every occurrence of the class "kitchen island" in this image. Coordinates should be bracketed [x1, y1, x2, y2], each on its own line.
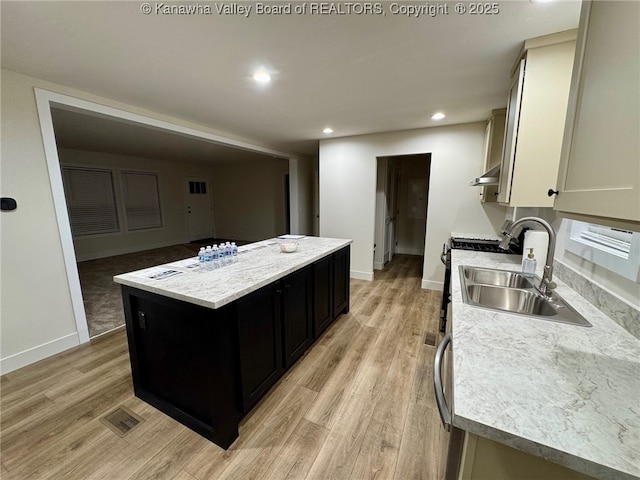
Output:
[449, 249, 640, 480]
[114, 236, 351, 449]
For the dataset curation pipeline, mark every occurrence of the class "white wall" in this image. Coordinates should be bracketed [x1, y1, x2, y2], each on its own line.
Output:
[58, 149, 219, 261]
[212, 158, 290, 242]
[319, 123, 508, 286]
[289, 156, 315, 236]
[0, 69, 308, 374]
[1, 72, 80, 373]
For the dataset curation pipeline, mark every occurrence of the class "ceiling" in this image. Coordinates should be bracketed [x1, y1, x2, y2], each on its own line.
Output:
[50, 107, 289, 164]
[1, 1, 581, 160]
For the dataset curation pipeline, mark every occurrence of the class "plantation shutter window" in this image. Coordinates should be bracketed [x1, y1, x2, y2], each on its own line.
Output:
[62, 167, 119, 236]
[121, 171, 162, 230]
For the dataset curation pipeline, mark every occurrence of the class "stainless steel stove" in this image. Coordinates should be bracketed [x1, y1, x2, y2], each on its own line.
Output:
[450, 237, 522, 254]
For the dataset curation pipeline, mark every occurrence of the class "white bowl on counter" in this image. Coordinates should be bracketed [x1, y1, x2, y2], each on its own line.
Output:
[279, 242, 298, 253]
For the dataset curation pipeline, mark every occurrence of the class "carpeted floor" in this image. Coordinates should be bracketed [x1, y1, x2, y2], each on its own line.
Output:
[77, 244, 201, 338]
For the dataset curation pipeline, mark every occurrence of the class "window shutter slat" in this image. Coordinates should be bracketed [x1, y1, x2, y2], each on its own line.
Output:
[122, 171, 162, 230]
[62, 167, 119, 236]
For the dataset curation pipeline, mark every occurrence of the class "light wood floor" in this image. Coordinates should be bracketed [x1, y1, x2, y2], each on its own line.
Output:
[1, 254, 448, 480]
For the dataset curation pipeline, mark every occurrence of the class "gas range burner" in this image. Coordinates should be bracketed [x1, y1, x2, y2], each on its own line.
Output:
[450, 237, 521, 254]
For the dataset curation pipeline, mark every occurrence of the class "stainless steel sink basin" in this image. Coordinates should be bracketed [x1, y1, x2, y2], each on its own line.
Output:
[460, 266, 591, 327]
[462, 266, 535, 289]
[465, 284, 557, 316]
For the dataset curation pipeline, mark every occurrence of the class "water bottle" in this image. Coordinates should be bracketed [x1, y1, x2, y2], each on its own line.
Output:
[224, 242, 232, 265]
[231, 242, 238, 260]
[211, 245, 220, 269]
[198, 247, 206, 270]
[204, 246, 212, 270]
[220, 242, 228, 266]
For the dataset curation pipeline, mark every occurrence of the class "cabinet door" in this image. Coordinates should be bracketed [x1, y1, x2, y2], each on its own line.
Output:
[497, 59, 525, 204]
[282, 266, 314, 369]
[313, 255, 333, 338]
[237, 283, 283, 412]
[480, 109, 506, 204]
[333, 246, 350, 318]
[130, 295, 216, 425]
[555, 0, 640, 224]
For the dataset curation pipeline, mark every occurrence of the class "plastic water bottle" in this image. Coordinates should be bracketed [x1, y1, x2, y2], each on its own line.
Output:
[198, 247, 206, 270]
[231, 242, 238, 260]
[220, 242, 228, 266]
[211, 245, 220, 269]
[204, 246, 212, 270]
[224, 242, 232, 265]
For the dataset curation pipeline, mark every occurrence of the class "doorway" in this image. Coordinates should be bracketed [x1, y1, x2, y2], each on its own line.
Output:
[185, 176, 214, 242]
[35, 89, 297, 344]
[284, 173, 291, 234]
[375, 153, 431, 270]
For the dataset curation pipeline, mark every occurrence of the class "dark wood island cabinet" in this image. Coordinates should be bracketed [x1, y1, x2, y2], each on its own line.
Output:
[115, 238, 351, 449]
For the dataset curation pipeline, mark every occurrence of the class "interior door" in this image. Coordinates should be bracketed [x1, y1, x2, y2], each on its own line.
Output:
[185, 176, 214, 242]
[385, 163, 399, 263]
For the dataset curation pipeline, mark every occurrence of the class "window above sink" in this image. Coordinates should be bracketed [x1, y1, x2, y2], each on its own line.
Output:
[565, 220, 640, 283]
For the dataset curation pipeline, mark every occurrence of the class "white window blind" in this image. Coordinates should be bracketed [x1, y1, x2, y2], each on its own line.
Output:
[121, 171, 162, 230]
[62, 167, 119, 236]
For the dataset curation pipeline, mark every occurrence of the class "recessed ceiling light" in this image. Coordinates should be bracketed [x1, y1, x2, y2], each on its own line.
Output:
[431, 112, 446, 121]
[322, 127, 334, 134]
[253, 69, 271, 84]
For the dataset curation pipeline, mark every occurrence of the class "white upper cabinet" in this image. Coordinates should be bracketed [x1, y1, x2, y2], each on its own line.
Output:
[497, 31, 577, 207]
[554, 0, 640, 229]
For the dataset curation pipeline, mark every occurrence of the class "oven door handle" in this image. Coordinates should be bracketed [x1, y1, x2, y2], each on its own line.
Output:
[440, 243, 450, 266]
[434, 333, 452, 432]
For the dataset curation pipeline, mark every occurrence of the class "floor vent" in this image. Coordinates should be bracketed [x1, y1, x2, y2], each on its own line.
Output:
[100, 406, 145, 437]
[424, 332, 437, 346]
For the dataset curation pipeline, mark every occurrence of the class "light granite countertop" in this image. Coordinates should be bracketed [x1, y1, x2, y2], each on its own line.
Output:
[113, 236, 351, 310]
[451, 250, 640, 480]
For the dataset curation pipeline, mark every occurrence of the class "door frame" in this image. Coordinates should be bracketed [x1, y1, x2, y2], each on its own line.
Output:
[35, 88, 294, 344]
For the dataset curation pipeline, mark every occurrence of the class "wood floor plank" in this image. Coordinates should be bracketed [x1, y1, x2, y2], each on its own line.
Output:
[261, 418, 330, 480]
[295, 316, 362, 393]
[33, 426, 128, 480]
[1, 376, 131, 469]
[304, 324, 380, 429]
[394, 403, 449, 480]
[128, 429, 210, 480]
[348, 347, 418, 480]
[91, 406, 186, 479]
[0, 393, 54, 431]
[170, 470, 200, 480]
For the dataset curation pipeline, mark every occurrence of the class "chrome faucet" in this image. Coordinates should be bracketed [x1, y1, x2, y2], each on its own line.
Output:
[499, 217, 557, 297]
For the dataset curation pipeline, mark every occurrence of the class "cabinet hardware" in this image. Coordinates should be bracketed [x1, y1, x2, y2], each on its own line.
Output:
[547, 189, 559, 197]
[137, 311, 147, 329]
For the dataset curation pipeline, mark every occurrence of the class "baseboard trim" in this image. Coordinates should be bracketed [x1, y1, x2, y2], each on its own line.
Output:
[422, 279, 444, 291]
[351, 270, 374, 281]
[0, 332, 80, 375]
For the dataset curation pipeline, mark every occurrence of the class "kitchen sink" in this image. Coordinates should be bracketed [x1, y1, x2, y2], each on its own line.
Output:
[462, 266, 535, 289]
[460, 266, 592, 327]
